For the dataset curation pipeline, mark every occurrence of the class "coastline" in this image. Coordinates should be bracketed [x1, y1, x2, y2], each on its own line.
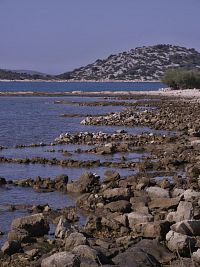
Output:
[0, 79, 160, 83]
[0, 88, 200, 99]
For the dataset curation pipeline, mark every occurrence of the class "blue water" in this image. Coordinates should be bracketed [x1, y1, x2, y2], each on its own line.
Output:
[0, 81, 166, 92]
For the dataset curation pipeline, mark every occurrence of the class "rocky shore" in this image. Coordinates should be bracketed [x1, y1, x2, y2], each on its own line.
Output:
[1, 92, 200, 266]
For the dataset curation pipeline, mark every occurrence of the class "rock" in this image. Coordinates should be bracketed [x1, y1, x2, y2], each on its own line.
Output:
[55, 174, 68, 191]
[192, 249, 200, 264]
[113, 247, 161, 267]
[41, 251, 80, 267]
[171, 220, 200, 236]
[0, 177, 6, 186]
[102, 188, 131, 201]
[166, 230, 196, 256]
[11, 213, 49, 237]
[67, 172, 99, 193]
[134, 221, 170, 239]
[7, 229, 30, 243]
[103, 170, 120, 183]
[172, 188, 185, 197]
[55, 216, 71, 239]
[65, 232, 87, 250]
[1, 240, 21, 255]
[133, 239, 175, 264]
[127, 212, 153, 229]
[167, 201, 194, 222]
[148, 197, 179, 210]
[183, 189, 200, 201]
[104, 200, 131, 213]
[146, 186, 170, 198]
[72, 245, 109, 265]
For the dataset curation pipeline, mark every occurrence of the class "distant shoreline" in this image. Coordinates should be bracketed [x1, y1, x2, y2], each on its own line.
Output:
[0, 79, 161, 83]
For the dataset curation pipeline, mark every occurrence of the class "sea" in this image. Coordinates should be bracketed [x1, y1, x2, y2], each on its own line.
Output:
[0, 81, 166, 244]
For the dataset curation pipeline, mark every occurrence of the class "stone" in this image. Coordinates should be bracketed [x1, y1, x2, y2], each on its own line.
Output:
[113, 247, 161, 267]
[67, 172, 99, 193]
[11, 213, 49, 237]
[146, 186, 170, 198]
[1, 240, 21, 255]
[171, 220, 200, 236]
[104, 200, 131, 213]
[0, 177, 6, 186]
[55, 216, 71, 239]
[65, 232, 87, 250]
[127, 212, 153, 229]
[102, 188, 131, 201]
[134, 221, 170, 239]
[166, 230, 196, 256]
[183, 189, 200, 201]
[103, 170, 120, 183]
[72, 245, 108, 264]
[148, 197, 179, 210]
[41, 251, 80, 267]
[166, 201, 194, 222]
[192, 249, 200, 264]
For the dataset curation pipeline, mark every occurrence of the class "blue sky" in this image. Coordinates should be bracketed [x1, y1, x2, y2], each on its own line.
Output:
[0, 0, 199, 74]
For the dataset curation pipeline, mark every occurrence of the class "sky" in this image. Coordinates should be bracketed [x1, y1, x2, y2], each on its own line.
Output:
[0, 0, 199, 74]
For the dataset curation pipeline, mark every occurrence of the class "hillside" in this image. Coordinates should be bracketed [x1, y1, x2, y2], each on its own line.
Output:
[0, 69, 52, 80]
[58, 44, 200, 81]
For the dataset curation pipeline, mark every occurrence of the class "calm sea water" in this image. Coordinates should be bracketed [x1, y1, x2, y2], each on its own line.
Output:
[0, 82, 167, 243]
[0, 81, 166, 92]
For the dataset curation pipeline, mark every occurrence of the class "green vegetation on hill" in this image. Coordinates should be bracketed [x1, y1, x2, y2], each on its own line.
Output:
[161, 69, 200, 89]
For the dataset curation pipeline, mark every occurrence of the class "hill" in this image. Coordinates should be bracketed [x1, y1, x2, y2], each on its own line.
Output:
[0, 69, 52, 80]
[58, 44, 200, 81]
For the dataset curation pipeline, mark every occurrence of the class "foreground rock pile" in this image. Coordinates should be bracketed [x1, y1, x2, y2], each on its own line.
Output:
[1, 169, 200, 266]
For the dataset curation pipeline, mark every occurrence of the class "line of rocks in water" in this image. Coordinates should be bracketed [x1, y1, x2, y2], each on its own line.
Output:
[1, 169, 200, 266]
[80, 99, 200, 132]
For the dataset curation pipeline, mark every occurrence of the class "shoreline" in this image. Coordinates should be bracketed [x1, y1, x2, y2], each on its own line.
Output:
[0, 79, 161, 83]
[0, 88, 200, 99]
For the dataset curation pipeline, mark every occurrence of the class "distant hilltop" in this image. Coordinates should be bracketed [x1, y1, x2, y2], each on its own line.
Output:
[1, 44, 200, 81]
[58, 44, 200, 81]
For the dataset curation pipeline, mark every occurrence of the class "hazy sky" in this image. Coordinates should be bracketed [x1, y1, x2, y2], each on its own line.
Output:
[0, 0, 199, 74]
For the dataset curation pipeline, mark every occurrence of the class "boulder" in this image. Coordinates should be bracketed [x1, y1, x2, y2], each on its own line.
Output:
[113, 247, 161, 267]
[104, 200, 131, 213]
[103, 170, 120, 183]
[166, 201, 194, 222]
[171, 220, 200, 236]
[102, 188, 131, 201]
[166, 230, 196, 256]
[72, 245, 109, 265]
[1, 240, 21, 255]
[55, 216, 71, 239]
[183, 189, 200, 201]
[192, 249, 200, 264]
[148, 197, 179, 210]
[127, 212, 153, 229]
[41, 251, 80, 267]
[67, 172, 99, 193]
[146, 186, 170, 198]
[65, 232, 87, 250]
[11, 213, 49, 237]
[134, 221, 170, 239]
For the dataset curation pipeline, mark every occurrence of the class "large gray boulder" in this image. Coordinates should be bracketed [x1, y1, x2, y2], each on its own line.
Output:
[41, 251, 80, 267]
[166, 230, 196, 256]
[192, 249, 200, 264]
[102, 188, 131, 201]
[65, 232, 87, 250]
[104, 200, 131, 213]
[11, 213, 49, 237]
